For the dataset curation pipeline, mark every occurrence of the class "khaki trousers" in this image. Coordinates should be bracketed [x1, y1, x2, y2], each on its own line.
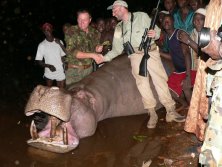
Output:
[129, 49, 175, 110]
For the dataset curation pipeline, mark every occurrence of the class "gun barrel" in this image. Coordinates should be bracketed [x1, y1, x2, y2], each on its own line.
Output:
[138, 0, 161, 77]
[138, 28, 148, 51]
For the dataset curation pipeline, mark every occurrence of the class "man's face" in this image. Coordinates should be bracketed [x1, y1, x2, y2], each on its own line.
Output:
[110, 18, 118, 30]
[43, 28, 53, 38]
[112, 5, 123, 20]
[189, 0, 199, 10]
[158, 13, 165, 24]
[77, 12, 91, 31]
[193, 13, 205, 32]
[177, 0, 188, 8]
[162, 16, 174, 31]
[96, 20, 105, 33]
[164, 0, 176, 12]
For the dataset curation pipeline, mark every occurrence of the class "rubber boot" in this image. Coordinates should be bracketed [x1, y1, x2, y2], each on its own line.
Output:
[147, 108, 158, 129]
[165, 105, 186, 122]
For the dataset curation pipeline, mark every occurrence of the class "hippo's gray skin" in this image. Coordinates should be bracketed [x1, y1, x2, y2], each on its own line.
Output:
[25, 54, 162, 153]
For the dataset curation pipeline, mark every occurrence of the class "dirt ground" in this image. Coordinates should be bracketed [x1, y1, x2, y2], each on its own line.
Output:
[0, 100, 202, 167]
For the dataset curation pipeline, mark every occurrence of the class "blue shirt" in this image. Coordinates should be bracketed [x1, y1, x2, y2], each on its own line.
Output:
[167, 29, 186, 72]
[173, 9, 194, 34]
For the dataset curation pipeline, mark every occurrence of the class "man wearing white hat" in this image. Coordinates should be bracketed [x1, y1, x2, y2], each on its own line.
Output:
[96, 0, 185, 128]
[177, 8, 209, 142]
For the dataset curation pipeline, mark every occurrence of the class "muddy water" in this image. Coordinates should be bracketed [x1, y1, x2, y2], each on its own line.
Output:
[0, 105, 200, 167]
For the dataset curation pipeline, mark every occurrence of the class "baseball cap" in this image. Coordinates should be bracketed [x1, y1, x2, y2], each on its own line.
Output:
[195, 8, 206, 16]
[107, 0, 128, 10]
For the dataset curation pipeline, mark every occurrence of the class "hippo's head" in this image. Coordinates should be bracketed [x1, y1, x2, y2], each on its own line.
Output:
[25, 85, 79, 153]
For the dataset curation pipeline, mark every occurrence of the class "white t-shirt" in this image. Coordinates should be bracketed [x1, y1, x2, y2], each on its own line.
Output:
[35, 39, 66, 81]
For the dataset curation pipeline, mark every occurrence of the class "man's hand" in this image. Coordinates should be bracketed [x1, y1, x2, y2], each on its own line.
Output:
[94, 54, 104, 64]
[90, 53, 104, 64]
[182, 76, 191, 89]
[48, 65, 56, 72]
[95, 45, 103, 53]
[178, 30, 191, 45]
[147, 29, 156, 38]
[201, 30, 222, 60]
[97, 55, 105, 64]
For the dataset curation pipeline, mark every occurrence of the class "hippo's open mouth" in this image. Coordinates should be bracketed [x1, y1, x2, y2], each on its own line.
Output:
[25, 85, 78, 153]
[27, 111, 79, 153]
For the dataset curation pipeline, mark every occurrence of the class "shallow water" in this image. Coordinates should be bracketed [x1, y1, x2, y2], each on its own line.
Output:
[0, 104, 200, 167]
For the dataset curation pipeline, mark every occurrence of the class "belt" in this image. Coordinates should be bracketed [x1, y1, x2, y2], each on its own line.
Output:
[68, 64, 92, 69]
[79, 64, 92, 69]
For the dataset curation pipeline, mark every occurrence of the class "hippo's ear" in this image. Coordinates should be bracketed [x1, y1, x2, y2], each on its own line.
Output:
[76, 90, 96, 111]
[89, 97, 96, 111]
[76, 90, 86, 99]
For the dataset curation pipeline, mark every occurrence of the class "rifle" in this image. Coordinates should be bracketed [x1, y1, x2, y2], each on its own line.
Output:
[138, 0, 161, 77]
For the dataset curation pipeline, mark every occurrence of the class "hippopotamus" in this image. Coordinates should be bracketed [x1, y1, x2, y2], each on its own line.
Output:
[25, 54, 162, 153]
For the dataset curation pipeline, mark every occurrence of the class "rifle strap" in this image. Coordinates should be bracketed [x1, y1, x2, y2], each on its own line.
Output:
[122, 13, 134, 43]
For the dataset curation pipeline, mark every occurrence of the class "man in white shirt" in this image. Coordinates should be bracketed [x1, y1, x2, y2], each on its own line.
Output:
[35, 23, 66, 88]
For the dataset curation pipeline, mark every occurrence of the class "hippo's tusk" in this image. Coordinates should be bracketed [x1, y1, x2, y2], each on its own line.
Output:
[30, 120, 39, 140]
[63, 125, 68, 145]
[50, 116, 59, 138]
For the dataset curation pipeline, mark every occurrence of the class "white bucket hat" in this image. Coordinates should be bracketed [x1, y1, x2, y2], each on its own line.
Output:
[195, 8, 206, 16]
[107, 0, 128, 10]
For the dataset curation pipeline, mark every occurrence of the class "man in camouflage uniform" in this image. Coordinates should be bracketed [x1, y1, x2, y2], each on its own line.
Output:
[64, 9, 102, 88]
[198, 8, 222, 165]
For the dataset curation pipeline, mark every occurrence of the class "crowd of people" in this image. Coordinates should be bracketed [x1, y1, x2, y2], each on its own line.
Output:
[36, 10, 118, 89]
[35, 0, 222, 166]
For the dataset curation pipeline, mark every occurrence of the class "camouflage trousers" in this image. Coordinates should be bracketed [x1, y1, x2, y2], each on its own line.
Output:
[199, 75, 222, 167]
[65, 66, 93, 88]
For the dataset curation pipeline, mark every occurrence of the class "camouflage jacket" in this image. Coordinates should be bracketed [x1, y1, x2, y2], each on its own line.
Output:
[64, 25, 100, 66]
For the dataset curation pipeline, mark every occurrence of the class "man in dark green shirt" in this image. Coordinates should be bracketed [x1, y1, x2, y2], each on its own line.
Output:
[64, 9, 102, 88]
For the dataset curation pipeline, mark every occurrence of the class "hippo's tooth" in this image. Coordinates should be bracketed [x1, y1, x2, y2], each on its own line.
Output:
[30, 120, 39, 140]
[50, 116, 57, 138]
[63, 125, 68, 145]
